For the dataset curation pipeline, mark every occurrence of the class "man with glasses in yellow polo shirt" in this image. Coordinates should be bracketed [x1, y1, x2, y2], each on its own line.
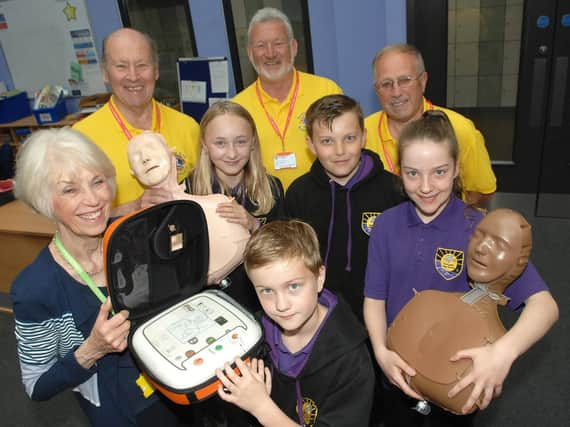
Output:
[233, 7, 342, 190]
[365, 44, 496, 206]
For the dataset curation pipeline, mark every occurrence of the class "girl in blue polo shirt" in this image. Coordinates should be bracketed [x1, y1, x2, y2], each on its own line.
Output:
[363, 111, 558, 427]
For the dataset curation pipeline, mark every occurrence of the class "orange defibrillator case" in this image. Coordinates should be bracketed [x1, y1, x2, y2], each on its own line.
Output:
[103, 200, 264, 405]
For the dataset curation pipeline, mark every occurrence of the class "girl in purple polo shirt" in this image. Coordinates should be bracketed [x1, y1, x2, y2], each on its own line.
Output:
[363, 111, 558, 427]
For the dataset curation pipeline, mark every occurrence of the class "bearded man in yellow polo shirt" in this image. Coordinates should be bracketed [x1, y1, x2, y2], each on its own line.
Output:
[233, 7, 342, 190]
[365, 44, 496, 206]
[74, 28, 199, 215]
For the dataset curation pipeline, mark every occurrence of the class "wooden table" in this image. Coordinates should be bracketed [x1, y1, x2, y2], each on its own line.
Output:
[0, 200, 55, 293]
[0, 113, 83, 145]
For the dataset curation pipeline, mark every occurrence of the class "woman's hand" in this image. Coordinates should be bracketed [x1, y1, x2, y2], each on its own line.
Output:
[75, 298, 130, 368]
[216, 200, 259, 232]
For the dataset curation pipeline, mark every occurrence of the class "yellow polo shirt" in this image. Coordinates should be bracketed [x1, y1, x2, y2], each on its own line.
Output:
[233, 69, 342, 190]
[364, 99, 496, 195]
[73, 98, 199, 207]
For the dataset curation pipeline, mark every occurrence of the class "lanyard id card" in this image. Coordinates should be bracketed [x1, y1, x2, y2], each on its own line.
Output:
[274, 152, 297, 170]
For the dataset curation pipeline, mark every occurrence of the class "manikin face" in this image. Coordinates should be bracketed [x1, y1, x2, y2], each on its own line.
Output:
[247, 19, 298, 82]
[103, 29, 159, 112]
[374, 51, 427, 125]
[400, 139, 458, 223]
[467, 211, 524, 283]
[201, 114, 254, 188]
[307, 112, 366, 186]
[249, 257, 325, 338]
[128, 133, 171, 187]
[52, 167, 113, 239]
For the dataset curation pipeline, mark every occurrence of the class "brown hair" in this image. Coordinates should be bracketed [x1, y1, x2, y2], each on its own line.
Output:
[398, 110, 462, 195]
[244, 220, 322, 276]
[305, 94, 364, 139]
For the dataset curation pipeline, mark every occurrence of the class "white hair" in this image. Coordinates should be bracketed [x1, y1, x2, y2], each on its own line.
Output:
[247, 7, 294, 45]
[14, 127, 116, 220]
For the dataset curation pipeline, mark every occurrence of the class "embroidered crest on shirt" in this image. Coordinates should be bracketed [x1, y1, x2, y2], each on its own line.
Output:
[298, 112, 307, 131]
[434, 247, 464, 280]
[174, 151, 187, 174]
[302, 397, 318, 426]
[361, 212, 380, 235]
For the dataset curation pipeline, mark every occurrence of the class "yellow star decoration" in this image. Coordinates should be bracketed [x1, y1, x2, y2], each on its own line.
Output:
[63, 2, 77, 21]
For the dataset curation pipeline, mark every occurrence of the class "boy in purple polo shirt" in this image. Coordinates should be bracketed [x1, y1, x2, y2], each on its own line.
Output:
[216, 220, 374, 427]
[363, 111, 558, 427]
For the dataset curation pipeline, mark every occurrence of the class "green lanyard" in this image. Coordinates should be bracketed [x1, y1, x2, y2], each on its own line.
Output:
[53, 232, 108, 306]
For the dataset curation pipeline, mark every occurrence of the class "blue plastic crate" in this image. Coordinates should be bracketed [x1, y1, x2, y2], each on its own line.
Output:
[33, 95, 68, 125]
[0, 91, 31, 123]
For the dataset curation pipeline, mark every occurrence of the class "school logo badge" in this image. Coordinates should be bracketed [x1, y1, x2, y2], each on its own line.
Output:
[361, 212, 381, 235]
[434, 247, 464, 280]
[302, 397, 318, 427]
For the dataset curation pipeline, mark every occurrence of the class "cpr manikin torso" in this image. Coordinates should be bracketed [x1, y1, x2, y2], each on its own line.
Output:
[127, 132, 250, 284]
[387, 208, 532, 414]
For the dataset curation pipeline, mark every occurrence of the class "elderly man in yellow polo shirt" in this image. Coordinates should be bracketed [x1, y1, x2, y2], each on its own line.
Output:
[74, 28, 199, 215]
[233, 7, 342, 190]
[365, 43, 496, 206]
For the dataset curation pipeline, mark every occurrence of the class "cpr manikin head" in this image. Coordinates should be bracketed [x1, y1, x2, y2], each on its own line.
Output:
[128, 132, 173, 188]
[467, 208, 532, 293]
[127, 131, 249, 285]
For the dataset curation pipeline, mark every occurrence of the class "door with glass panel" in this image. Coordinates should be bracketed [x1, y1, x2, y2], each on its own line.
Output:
[118, 0, 197, 107]
[408, 0, 570, 217]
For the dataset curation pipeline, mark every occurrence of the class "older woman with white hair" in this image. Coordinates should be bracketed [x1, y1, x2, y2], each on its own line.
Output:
[11, 127, 189, 426]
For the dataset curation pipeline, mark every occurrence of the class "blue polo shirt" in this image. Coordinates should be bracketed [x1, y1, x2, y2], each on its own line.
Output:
[364, 196, 548, 326]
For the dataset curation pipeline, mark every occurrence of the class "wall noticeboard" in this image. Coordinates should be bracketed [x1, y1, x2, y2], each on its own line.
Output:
[0, 0, 106, 97]
[177, 57, 229, 122]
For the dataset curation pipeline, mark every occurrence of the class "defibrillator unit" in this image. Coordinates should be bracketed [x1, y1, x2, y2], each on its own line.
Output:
[103, 200, 263, 405]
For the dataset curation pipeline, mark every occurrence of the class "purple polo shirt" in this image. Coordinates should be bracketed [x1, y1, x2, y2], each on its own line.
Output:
[364, 196, 548, 326]
[263, 289, 338, 377]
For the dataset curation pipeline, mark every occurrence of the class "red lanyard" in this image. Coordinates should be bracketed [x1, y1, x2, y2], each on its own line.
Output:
[378, 100, 433, 174]
[255, 70, 300, 152]
[377, 111, 397, 174]
[108, 97, 161, 140]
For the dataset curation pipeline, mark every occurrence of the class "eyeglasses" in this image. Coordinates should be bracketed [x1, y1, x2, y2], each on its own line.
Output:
[375, 72, 424, 92]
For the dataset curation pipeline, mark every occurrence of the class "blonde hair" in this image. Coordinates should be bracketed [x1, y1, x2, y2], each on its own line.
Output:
[192, 101, 275, 215]
[14, 127, 116, 220]
[244, 220, 322, 276]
